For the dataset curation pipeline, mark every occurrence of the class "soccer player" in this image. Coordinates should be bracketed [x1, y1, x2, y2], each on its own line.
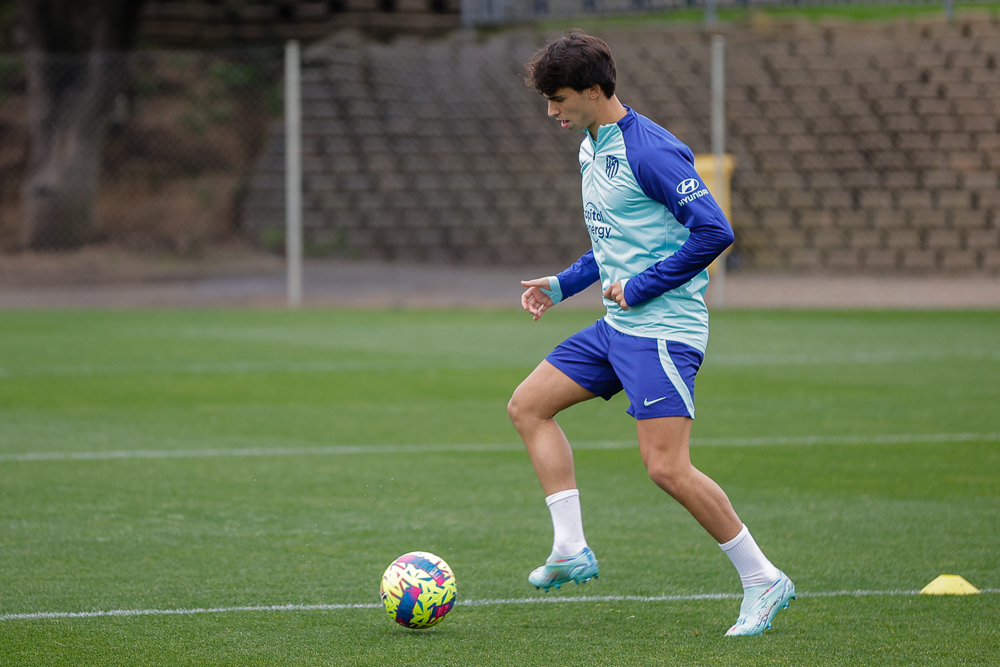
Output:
[508, 31, 794, 636]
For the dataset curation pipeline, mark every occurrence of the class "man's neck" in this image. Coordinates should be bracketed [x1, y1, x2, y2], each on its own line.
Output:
[587, 95, 628, 139]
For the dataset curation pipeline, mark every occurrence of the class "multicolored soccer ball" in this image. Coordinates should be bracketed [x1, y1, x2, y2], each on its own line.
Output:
[379, 551, 456, 629]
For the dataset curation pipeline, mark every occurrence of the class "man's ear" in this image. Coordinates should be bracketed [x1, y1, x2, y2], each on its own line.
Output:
[587, 84, 603, 99]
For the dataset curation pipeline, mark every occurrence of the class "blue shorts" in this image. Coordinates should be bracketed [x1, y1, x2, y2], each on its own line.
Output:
[546, 318, 704, 420]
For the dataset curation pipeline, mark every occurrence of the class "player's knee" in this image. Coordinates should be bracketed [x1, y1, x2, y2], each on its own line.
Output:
[646, 464, 673, 493]
[508, 384, 543, 428]
[506, 394, 519, 424]
[507, 388, 527, 427]
[646, 462, 688, 498]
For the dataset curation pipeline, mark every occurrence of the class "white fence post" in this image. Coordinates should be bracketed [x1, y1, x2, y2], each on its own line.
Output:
[285, 39, 303, 309]
[710, 34, 726, 309]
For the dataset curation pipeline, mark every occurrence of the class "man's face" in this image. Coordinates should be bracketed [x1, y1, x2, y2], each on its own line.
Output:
[544, 86, 599, 133]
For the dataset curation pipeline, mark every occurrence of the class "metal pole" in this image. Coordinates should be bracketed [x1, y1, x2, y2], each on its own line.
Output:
[285, 40, 303, 309]
[944, 0, 956, 23]
[705, 0, 717, 26]
[460, 0, 477, 29]
[710, 34, 726, 308]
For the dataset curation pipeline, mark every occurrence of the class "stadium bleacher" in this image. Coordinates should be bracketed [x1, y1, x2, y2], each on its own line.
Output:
[244, 15, 1000, 272]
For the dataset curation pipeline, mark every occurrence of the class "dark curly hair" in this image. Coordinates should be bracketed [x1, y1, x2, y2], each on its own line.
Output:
[523, 30, 617, 99]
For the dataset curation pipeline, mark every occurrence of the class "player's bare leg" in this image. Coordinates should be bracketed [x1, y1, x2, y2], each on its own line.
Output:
[636, 416, 742, 543]
[508, 360, 595, 496]
[637, 416, 794, 635]
[509, 360, 600, 590]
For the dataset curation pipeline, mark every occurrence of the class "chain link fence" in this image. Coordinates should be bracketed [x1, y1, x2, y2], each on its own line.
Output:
[1, 47, 282, 268]
[4, 16, 1000, 284]
[460, 0, 977, 26]
[245, 33, 592, 267]
[722, 29, 1000, 272]
[243, 21, 1000, 273]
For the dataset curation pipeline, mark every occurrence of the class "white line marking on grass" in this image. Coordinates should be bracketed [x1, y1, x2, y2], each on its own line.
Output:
[2, 589, 997, 622]
[0, 442, 528, 462]
[0, 360, 435, 379]
[694, 432, 1000, 447]
[710, 350, 1000, 366]
[2, 432, 998, 463]
[0, 603, 381, 622]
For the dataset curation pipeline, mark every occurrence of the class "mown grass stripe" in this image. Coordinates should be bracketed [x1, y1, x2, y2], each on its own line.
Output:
[3, 589, 997, 622]
[0, 348, 996, 379]
[2, 432, 997, 463]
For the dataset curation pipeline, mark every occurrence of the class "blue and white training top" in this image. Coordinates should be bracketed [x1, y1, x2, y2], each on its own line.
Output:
[542, 106, 734, 353]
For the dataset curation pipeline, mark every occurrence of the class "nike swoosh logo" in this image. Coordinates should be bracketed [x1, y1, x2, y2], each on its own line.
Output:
[643, 397, 667, 406]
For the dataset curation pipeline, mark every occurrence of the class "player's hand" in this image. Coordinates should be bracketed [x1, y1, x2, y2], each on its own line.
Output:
[520, 278, 555, 321]
[603, 281, 630, 311]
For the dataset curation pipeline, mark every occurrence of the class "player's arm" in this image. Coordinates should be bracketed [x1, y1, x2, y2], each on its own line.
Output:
[616, 146, 734, 308]
[520, 249, 599, 320]
[616, 216, 733, 308]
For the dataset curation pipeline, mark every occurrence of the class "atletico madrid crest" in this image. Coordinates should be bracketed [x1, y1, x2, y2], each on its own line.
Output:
[606, 155, 620, 179]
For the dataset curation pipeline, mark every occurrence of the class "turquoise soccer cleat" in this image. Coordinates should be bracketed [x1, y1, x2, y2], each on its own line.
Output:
[528, 547, 599, 591]
[725, 571, 796, 636]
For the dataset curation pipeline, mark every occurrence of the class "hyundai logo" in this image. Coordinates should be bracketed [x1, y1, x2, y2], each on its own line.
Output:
[676, 178, 701, 195]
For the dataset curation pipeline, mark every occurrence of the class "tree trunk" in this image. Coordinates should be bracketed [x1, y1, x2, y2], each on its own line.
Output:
[16, 0, 144, 249]
[22, 51, 127, 248]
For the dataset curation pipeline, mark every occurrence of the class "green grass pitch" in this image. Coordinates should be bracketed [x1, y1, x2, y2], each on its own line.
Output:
[1, 307, 998, 666]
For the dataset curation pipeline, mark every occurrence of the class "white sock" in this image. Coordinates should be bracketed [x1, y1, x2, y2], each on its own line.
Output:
[545, 489, 588, 557]
[719, 524, 781, 589]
